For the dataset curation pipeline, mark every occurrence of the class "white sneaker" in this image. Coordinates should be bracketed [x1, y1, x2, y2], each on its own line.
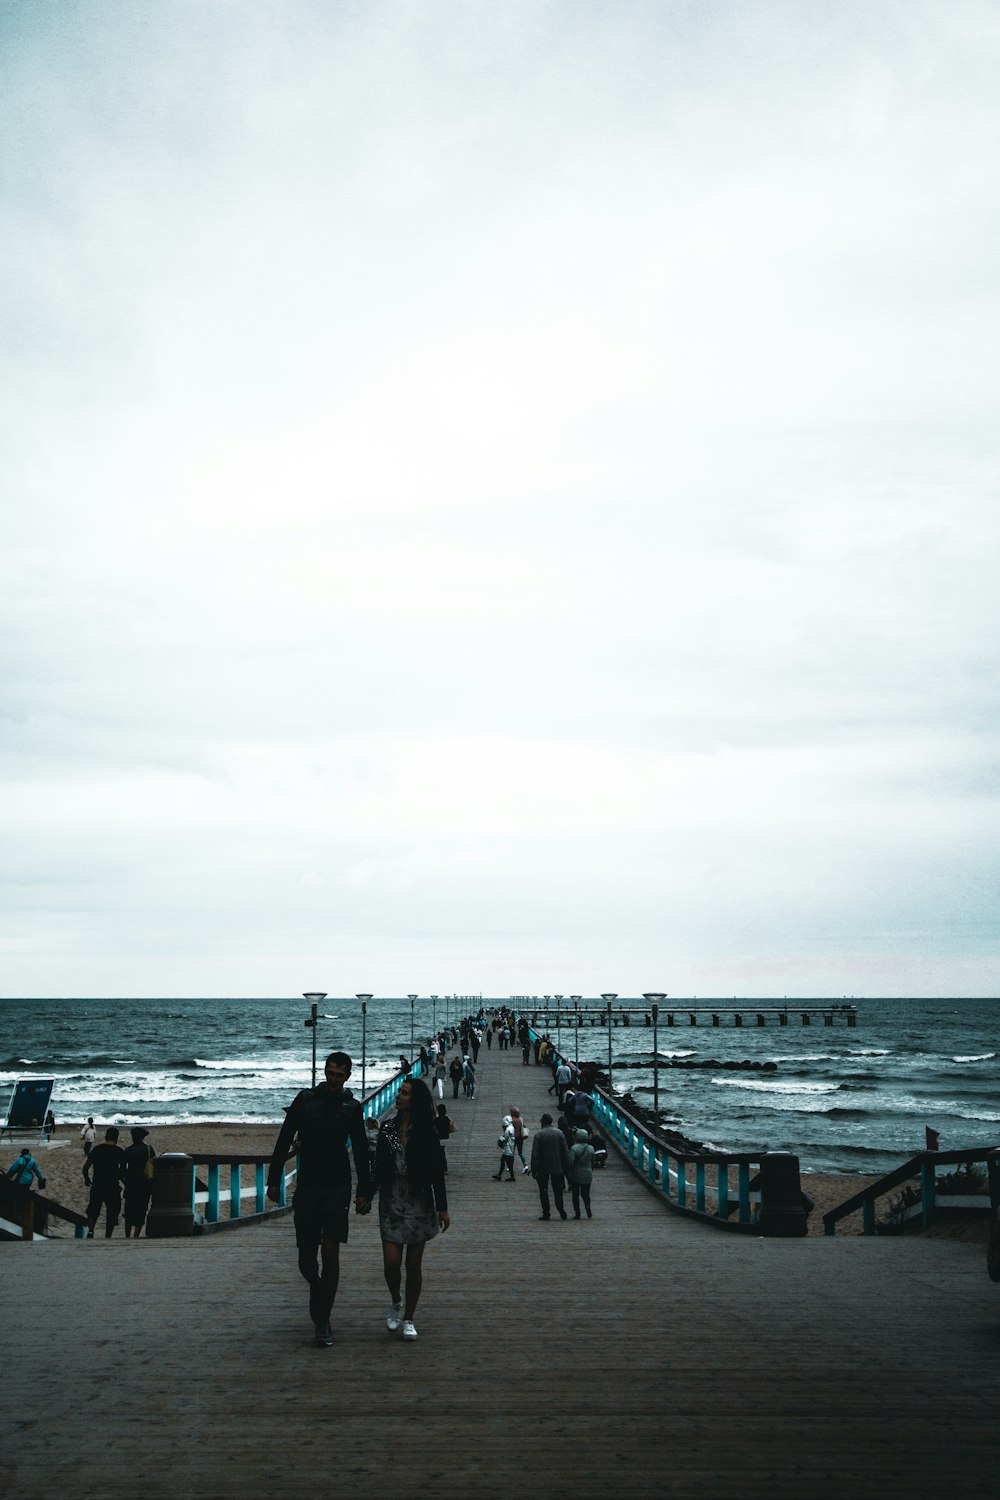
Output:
[401, 1319, 418, 1340]
[386, 1301, 402, 1331]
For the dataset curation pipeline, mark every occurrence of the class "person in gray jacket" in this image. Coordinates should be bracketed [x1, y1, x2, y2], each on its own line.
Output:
[568, 1128, 596, 1218]
[530, 1113, 571, 1220]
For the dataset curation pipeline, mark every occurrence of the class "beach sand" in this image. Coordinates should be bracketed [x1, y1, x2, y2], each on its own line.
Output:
[3, 1123, 279, 1230]
[5, 1121, 888, 1237]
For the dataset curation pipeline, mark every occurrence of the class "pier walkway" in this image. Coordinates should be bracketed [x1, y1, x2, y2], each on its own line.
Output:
[2, 1040, 999, 1499]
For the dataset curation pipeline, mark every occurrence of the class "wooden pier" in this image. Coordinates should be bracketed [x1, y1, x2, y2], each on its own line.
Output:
[1, 1029, 997, 1500]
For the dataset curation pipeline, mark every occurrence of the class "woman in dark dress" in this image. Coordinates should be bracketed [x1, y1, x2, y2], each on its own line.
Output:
[122, 1127, 156, 1238]
[374, 1078, 449, 1341]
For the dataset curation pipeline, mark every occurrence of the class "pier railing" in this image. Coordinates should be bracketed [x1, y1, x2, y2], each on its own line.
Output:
[0, 1178, 89, 1241]
[172, 1060, 428, 1233]
[823, 1146, 1000, 1235]
[526, 1028, 807, 1235]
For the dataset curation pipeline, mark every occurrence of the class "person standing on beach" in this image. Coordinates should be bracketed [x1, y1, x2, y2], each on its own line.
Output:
[267, 1050, 373, 1348]
[83, 1127, 126, 1238]
[80, 1118, 96, 1157]
[122, 1127, 156, 1238]
[373, 1078, 449, 1341]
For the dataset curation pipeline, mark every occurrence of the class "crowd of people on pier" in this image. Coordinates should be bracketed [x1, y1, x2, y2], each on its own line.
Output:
[2, 1003, 608, 1345]
[259, 1005, 609, 1350]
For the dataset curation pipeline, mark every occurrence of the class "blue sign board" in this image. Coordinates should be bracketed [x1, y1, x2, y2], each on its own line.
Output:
[4, 1078, 55, 1131]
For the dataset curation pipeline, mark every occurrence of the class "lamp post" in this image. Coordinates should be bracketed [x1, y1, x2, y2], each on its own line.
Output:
[602, 994, 617, 1091]
[644, 993, 667, 1134]
[408, 994, 418, 1068]
[571, 995, 582, 1070]
[356, 994, 373, 1099]
[431, 994, 438, 1039]
[554, 996, 563, 1055]
[303, 993, 328, 1088]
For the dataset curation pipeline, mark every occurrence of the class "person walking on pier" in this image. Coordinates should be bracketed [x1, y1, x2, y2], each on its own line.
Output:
[373, 1078, 449, 1341]
[568, 1129, 596, 1218]
[266, 1050, 373, 1348]
[463, 1055, 477, 1099]
[493, 1115, 516, 1180]
[434, 1103, 455, 1172]
[510, 1105, 530, 1172]
[83, 1127, 126, 1238]
[530, 1113, 570, 1220]
[449, 1056, 464, 1098]
[432, 1053, 447, 1100]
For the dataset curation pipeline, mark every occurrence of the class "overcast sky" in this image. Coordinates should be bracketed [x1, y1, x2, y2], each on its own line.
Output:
[2, 1, 999, 999]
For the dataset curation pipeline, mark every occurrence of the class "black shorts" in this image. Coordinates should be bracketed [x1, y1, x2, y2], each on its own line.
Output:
[293, 1182, 352, 1249]
[87, 1185, 121, 1222]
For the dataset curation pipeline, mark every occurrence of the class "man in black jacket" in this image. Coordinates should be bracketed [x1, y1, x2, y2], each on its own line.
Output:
[267, 1051, 373, 1347]
[83, 1127, 125, 1238]
[530, 1112, 571, 1221]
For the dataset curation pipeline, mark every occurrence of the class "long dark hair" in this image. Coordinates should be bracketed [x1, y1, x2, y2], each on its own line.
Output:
[403, 1078, 439, 1184]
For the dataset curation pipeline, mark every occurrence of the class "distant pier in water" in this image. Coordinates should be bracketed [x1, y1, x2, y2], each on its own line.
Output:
[519, 1003, 859, 1028]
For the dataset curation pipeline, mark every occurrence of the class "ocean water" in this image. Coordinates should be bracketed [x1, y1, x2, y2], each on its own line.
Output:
[1, 996, 997, 1175]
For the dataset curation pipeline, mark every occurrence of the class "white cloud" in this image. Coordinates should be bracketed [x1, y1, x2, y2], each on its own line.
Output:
[2, 2, 999, 994]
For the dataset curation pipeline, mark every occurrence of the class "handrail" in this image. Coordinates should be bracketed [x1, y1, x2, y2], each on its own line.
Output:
[191, 1059, 429, 1229]
[823, 1145, 1000, 1235]
[0, 1178, 89, 1240]
[523, 1025, 806, 1235]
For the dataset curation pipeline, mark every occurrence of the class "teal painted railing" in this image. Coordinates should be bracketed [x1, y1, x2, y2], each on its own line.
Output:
[193, 1059, 429, 1226]
[823, 1145, 1000, 1235]
[361, 1057, 427, 1121]
[195, 1156, 293, 1223]
[523, 1025, 796, 1234]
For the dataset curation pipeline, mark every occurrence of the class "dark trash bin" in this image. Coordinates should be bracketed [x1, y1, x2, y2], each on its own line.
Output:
[758, 1152, 808, 1238]
[145, 1153, 194, 1238]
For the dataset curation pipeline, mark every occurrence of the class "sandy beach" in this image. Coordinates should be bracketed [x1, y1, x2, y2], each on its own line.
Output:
[3, 1122, 279, 1230]
[3, 1120, 888, 1236]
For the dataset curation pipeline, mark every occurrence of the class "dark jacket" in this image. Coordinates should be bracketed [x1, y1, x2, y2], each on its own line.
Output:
[372, 1122, 448, 1213]
[268, 1085, 373, 1198]
[530, 1126, 571, 1178]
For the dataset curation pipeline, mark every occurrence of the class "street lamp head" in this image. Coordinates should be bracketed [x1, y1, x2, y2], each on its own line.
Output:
[643, 993, 667, 1002]
[356, 994, 373, 1001]
[303, 992, 327, 1001]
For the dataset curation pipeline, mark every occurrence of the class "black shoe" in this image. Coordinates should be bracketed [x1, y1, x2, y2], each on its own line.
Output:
[314, 1322, 334, 1347]
[492, 1174, 503, 1180]
[538, 1214, 550, 1220]
[559, 1210, 568, 1220]
[573, 1212, 581, 1219]
[586, 1208, 592, 1217]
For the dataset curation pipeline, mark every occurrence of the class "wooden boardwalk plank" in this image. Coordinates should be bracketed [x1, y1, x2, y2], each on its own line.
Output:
[2, 1038, 999, 1499]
